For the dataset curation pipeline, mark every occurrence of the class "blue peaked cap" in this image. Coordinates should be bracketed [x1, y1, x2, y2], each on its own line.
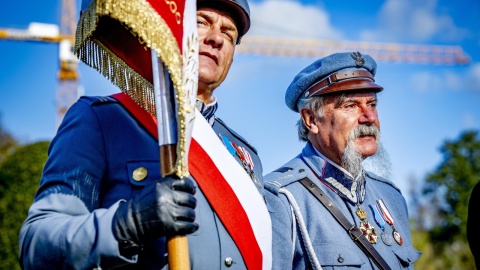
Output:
[285, 52, 383, 112]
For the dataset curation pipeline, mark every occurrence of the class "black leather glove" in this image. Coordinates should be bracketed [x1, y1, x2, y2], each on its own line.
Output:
[112, 176, 198, 256]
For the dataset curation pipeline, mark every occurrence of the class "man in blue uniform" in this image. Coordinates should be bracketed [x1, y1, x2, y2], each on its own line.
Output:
[265, 52, 421, 269]
[19, 0, 271, 269]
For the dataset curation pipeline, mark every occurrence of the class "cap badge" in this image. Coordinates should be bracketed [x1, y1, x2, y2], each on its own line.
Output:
[351, 51, 365, 67]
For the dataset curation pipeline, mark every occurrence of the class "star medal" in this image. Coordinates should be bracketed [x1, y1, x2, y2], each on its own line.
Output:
[356, 204, 378, 244]
[368, 204, 393, 246]
[377, 199, 403, 246]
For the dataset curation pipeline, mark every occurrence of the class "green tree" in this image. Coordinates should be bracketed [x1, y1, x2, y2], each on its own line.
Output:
[0, 141, 49, 269]
[420, 130, 479, 269]
[0, 117, 19, 164]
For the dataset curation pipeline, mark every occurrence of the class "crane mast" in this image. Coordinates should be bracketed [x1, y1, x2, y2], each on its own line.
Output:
[237, 36, 470, 65]
[57, 0, 79, 127]
[0, 0, 78, 128]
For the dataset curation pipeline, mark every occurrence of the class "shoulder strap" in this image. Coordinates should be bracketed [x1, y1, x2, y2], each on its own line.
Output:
[299, 177, 392, 270]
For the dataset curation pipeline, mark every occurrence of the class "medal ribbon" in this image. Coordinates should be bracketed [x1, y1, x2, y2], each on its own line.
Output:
[376, 199, 394, 227]
[220, 135, 237, 157]
[368, 204, 386, 230]
[231, 141, 246, 163]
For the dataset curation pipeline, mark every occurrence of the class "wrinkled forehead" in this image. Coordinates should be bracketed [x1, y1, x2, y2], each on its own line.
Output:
[197, 2, 241, 31]
[325, 91, 378, 106]
[196, 7, 238, 30]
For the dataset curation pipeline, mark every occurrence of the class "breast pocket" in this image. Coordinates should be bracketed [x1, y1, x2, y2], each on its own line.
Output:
[314, 243, 366, 269]
[392, 245, 422, 268]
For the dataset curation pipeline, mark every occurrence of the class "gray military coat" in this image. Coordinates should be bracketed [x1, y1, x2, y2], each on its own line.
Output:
[265, 142, 421, 269]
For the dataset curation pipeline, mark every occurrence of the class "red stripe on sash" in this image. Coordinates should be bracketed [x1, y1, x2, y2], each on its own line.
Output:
[112, 93, 263, 269]
[188, 139, 262, 269]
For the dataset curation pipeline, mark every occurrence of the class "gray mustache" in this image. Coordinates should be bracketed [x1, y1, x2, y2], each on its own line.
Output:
[350, 125, 379, 140]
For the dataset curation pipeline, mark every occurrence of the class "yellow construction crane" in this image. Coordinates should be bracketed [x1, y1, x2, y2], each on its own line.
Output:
[0, 0, 472, 125]
[0, 0, 78, 127]
[238, 36, 471, 65]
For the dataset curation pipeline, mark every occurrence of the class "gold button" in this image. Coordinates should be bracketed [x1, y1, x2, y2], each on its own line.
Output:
[132, 167, 148, 181]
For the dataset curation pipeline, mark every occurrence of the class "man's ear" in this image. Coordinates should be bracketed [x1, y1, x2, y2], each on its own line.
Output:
[300, 108, 319, 134]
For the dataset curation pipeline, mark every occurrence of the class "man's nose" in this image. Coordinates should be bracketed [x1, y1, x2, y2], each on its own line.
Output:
[359, 107, 378, 124]
[204, 28, 224, 49]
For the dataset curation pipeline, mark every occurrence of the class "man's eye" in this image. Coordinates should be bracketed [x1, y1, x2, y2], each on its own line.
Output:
[223, 31, 232, 39]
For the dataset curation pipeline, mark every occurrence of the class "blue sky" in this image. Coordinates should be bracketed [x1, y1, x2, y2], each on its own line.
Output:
[1, 0, 479, 205]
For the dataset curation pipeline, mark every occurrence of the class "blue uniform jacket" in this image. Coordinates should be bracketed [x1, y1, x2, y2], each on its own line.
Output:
[19, 96, 265, 269]
[264, 142, 421, 269]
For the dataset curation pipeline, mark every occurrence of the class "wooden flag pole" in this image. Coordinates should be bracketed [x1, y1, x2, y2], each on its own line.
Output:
[151, 51, 190, 270]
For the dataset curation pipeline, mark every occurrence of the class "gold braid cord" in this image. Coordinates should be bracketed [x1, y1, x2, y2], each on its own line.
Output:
[75, 0, 191, 177]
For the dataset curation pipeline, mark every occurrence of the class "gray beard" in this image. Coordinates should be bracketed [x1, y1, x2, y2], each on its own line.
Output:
[341, 125, 392, 181]
[363, 142, 393, 181]
[342, 140, 365, 180]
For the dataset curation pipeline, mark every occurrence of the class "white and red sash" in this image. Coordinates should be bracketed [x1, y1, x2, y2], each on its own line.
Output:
[112, 93, 272, 270]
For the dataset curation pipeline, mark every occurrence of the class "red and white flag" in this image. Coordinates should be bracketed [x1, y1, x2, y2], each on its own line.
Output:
[75, 0, 198, 177]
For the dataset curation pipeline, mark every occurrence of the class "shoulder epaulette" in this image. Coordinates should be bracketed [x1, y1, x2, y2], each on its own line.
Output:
[214, 117, 258, 155]
[79, 96, 117, 106]
[264, 157, 308, 195]
[366, 171, 401, 193]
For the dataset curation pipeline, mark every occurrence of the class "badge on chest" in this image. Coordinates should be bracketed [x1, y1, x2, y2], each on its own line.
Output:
[220, 134, 262, 188]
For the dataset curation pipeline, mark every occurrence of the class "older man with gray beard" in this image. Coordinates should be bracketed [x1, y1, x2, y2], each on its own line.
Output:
[265, 52, 421, 270]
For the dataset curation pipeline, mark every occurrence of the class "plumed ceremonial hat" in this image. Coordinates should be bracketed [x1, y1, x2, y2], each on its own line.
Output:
[285, 52, 383, 112]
